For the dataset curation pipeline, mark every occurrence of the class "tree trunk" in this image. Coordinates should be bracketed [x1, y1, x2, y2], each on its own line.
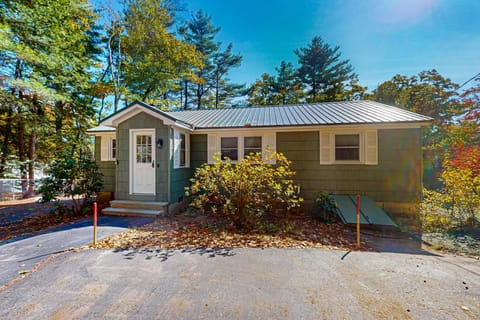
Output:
[183, 79, 188, 110]
[17, 112, 27, 197]
[0, 105, 13, 177]
[215, 74, 220, 108]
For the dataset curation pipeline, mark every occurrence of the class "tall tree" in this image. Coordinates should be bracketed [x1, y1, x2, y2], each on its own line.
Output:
[0, 0, 101, 196]
[179, 10, 220, 109]
[370, 70, 462, 187]
[275, 61, 304, 105]
[247, 73, 279, 106]
[212, 43, 243, 108]
[122, 0, 202, 106]
[295, 36, 356, 102]
[247, 61, 303, 106]
[180, 10, 242, 109]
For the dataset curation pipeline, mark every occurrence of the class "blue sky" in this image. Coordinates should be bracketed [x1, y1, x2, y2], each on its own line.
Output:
[95, 0, 480, 92]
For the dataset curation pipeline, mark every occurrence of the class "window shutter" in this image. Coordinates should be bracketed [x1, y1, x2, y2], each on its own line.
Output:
[319, 132, 333, 165]
[100, 136, 109, 161]
[262, 132, 276, 163]
[173, 130, 181, 168]
[207, 134, 217, 164]
[365, 130, 378, 165]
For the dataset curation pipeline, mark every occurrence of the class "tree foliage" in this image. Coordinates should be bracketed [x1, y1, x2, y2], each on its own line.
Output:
[122, 0, 202, 106]
[40, 153, 103, 216]
[247, 37, 364, 105]
[295, 36, 357, 102]
[179, 10, 243, 109]
[0, 0, 100, 196]
[185, 152, 303, 229]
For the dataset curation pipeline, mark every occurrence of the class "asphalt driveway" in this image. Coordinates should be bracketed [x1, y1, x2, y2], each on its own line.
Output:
[0, 215, 153, 288]
[0, 248, 478, 319]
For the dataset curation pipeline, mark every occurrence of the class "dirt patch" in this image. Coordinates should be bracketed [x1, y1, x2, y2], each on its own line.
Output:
[93, 212, 370, 250]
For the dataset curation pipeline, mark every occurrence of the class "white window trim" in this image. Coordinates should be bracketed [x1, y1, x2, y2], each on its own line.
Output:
[207, 132, 276, 164]
[100, 134, 116, 161]
[319, 129, 377, 165]
[173, 129, 190, 169]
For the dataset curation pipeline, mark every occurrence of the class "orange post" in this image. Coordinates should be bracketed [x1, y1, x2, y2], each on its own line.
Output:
[93, 202, 97, 245]
[356, 195, 360, 249]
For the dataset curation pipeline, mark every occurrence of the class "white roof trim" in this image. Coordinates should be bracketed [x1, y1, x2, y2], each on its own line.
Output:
[100, 102, 192, 131]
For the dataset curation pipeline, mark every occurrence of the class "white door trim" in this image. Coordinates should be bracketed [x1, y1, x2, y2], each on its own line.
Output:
[129, 128, 156, 195]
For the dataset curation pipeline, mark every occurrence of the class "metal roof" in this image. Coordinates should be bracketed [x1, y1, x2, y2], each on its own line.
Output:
[90, 100, 433, 132]
[167, 100, 432, 129]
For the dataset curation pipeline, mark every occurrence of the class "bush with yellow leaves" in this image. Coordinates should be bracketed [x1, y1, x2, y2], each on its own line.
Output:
[185, 151, 303, 229]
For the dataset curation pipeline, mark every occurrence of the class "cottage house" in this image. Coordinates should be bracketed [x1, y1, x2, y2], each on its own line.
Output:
[88, 100, 432, 222]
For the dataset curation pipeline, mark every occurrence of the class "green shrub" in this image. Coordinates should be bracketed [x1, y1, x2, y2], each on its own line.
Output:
[313, 191, 338, 222]
[40, 153, 103, 216]
[185, 151, 303, 229]
[421, 166, 480, 231]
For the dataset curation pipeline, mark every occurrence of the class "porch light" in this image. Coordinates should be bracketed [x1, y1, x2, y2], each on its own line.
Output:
[156, 138, 164, 149]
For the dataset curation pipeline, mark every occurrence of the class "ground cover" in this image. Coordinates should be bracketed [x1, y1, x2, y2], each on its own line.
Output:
[92, 212, 367, 251]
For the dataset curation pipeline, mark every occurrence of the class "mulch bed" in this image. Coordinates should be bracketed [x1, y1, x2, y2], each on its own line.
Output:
[93, 212, 369, 251]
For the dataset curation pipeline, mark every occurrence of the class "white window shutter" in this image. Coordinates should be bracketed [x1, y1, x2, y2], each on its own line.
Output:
[207, 134, 217, 164]
[173, 130, 181, 168]
[365, 130, 378, 165]
[319, 132, 333, 165]
[262, 132, 276, 164]
[100, 136, 109, 161]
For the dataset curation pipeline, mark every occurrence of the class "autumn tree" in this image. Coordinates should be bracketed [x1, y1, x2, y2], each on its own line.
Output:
[122, 0, 202, 107]
[370, 70, 464, 187]
[295, 36, 357, 102]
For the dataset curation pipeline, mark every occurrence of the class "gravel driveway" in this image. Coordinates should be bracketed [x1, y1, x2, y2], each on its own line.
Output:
[0, 248, 478, 319]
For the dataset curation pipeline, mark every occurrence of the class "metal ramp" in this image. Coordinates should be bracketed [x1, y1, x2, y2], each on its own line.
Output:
[331, 195, 397, 227]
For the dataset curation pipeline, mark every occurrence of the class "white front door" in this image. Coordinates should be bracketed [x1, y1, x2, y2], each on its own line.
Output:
[130, 129, 155, 194]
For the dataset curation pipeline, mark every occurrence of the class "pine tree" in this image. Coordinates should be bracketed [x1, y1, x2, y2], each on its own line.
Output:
[295, 36, 356, 102]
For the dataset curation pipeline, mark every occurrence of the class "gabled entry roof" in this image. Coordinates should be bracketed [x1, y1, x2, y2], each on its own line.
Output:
[92, 100, 432, 132]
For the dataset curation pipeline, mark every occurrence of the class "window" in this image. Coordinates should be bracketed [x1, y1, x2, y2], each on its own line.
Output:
[136, 135, 152, 163]
[174, 129, 189, 168]
[208, 133, 275, 164]
[319, 130, 377, 165]
[244, 136, 262, 156]
[111, 139, 116, 160]
[335, 134, 360, 161]
[179, 133, 186, 167]
[100, 135, 117, 161]
[221, 137, 238, 160]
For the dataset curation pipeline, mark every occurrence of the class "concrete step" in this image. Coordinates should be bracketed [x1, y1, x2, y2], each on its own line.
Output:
[110, 200, 168, 211]
[102, 207, 165, 217]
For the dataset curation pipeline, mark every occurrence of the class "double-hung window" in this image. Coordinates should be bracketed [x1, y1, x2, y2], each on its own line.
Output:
[220, 137, 238, 160]
[174, 129, 189, 168]
[319, 130, 377, 165]
[335, 134, 360, 161]
[100, 135, 116, 161]
[208, 133, 276, 164]
[244, 136, 262, 156]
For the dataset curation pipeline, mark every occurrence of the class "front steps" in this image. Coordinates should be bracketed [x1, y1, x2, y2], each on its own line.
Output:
[102, 200, 168, 217]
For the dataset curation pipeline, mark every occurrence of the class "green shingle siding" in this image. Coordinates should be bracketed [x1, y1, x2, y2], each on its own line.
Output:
[94, 136, 115, 192]
[169, 134, 207, 203]
[276, 129, 422, 204]
[116, 112, 170, 202]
